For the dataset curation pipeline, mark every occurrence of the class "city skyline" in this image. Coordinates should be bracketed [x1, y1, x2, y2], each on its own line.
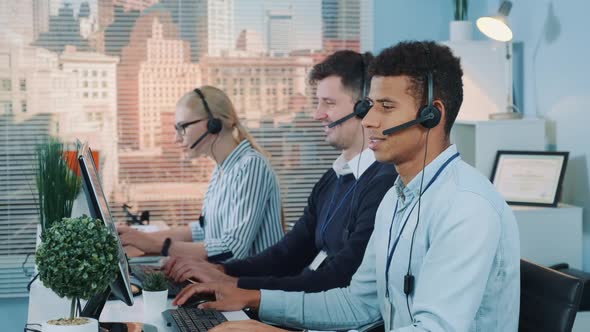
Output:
[0, 0, 367, 264]
[27, 0, 377, 53]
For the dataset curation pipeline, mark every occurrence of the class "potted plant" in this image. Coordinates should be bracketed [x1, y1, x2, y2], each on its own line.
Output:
[142, 272, 169, 317]
[450, 0, 472, 41]
[35, 137, 81, 237]
[35, 215, 119, 331]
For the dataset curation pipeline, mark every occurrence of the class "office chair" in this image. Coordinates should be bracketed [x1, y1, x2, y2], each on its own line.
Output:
[519, 259, 584, 332]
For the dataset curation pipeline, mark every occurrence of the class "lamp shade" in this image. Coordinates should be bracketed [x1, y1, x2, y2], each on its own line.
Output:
[477, 0, 513, 42]
[476, 16, 513, 41]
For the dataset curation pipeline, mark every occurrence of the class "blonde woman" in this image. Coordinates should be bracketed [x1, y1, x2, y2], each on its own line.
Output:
[118, 86, 283, 262]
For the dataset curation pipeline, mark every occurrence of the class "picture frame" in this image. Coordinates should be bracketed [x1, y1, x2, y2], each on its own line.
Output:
[490, 150, 569, 207]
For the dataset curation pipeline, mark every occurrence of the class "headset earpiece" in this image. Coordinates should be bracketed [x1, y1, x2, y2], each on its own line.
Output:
[353, 98, 371, 118]
[207, 117, 222, 134]
[419, 105, 441, 129]
[354, 52, 370, 119]
[194, 88, 222, 134]
[418, 57, 441, 130]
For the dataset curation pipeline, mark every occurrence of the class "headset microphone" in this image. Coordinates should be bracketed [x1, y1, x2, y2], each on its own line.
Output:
[190, 131, 210, 149]
[381, 111, 436, 136]
[327, 112, 357, 128]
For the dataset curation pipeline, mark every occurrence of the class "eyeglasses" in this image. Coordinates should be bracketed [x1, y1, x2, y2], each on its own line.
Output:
[174, 118, 206, 137]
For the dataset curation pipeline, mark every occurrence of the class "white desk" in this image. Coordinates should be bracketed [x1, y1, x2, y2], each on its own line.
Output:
[27, 279, 249, 331]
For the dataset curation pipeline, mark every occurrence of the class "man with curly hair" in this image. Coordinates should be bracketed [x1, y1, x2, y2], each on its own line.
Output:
[176, 41, 520, 332]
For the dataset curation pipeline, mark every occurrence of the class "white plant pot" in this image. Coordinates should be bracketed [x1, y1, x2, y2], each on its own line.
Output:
[449, 20, 473, 41]
[42, 317, 98, 332]
[143, 289, 168, 317]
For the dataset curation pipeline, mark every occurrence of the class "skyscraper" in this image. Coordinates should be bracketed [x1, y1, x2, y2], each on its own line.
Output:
[34, 3, 90, 53]
[321, 0, 361, 53]
[32, 0, 50, 40]
[59, 46, 120, 197]
[145, 0, 234, 62]
[137, 17, 200, 150]
[0, 0, 35, 45]
[266, 9, 293, 55]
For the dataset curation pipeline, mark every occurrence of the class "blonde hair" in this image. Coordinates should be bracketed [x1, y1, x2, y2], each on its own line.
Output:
[177, 86, 269, 157]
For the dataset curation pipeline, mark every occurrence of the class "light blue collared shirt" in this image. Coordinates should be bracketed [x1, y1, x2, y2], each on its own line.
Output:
[259, 145, 520, 332]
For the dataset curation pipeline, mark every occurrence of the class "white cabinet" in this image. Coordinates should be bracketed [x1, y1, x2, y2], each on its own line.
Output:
[450, 118, 584, 269]
[513, 204, 583, 269]
[450, 118, 545, 178]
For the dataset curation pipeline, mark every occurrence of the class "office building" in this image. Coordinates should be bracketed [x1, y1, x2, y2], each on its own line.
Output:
[200, 53, 313, 121]
[321, 0, 361, 52]
[34, 3, 90, 53]
[59, 46, 120, 197]
[266, 9, 293, 55]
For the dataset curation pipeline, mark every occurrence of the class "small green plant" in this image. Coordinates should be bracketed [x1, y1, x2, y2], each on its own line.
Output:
[142, 272, 168, 292]
[35, 215, 119, 319]
[454, 0, 468, 21]
[35, 137, 81, 235]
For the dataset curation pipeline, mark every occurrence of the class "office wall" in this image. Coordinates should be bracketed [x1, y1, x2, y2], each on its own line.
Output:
[374, 0, 590, 270]
[373, 0, 489, 52]
[506, 0, 590, 270]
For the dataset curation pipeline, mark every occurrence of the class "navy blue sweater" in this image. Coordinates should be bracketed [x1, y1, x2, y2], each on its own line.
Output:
[223, 161, 397, 292]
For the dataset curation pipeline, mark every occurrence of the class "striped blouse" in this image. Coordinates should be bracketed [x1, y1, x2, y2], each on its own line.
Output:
[189, 140, 283, 261]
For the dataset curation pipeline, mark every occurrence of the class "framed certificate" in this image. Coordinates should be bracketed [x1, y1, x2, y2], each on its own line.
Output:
[490, 151, 569, 207]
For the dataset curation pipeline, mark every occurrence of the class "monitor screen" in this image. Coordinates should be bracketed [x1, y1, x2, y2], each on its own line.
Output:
[78, 142, 134, 306]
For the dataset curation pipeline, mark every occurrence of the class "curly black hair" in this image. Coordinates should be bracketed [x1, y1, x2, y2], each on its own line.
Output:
[369, 41, 464, 135]
[309, 50, 374, 100]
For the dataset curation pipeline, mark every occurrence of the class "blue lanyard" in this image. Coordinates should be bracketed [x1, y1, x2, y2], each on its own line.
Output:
[320, 176, 357, 246]
[384, 152, 460, 298]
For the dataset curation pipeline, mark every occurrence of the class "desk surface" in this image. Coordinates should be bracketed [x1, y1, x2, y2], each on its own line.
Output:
[28, 280, 249, 331]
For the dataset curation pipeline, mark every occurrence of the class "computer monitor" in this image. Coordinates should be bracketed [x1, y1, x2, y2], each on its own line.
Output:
[77, 142, 134, 318]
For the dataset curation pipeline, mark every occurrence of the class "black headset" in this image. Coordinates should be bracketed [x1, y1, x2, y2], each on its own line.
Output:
[190, 88, 223, 149]
[381, 44, 441, 136]
[327, 52, 371, 128]
[353, 52, 372, 118]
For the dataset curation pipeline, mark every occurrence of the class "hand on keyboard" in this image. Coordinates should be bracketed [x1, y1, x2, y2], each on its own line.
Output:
[117, 225, 160, 254]
[173, 282, 261, 312]
[164, 257, 236, 285]
[179, 292, 217, 308]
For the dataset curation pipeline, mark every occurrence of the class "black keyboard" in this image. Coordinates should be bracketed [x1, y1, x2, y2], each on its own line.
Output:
[163, 308, 227, 332]
[130, 264, 190, 297]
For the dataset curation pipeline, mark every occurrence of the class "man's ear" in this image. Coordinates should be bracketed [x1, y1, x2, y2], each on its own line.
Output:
[433, 100, 446, 126]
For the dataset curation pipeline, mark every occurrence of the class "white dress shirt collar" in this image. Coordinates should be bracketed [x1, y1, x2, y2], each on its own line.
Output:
[332, 148, 376, 179]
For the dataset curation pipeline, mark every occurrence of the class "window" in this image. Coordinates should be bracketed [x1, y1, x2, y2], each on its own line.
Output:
[1, 0, 373, 297]
[1, 79, 11, 91]
[19, 79, 26, 91]
[2, 102, 12, 114]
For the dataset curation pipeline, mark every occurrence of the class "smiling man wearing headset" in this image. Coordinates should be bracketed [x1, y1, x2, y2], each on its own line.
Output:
[175, 41, 521, 332]
[164, 50, 397, 294]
